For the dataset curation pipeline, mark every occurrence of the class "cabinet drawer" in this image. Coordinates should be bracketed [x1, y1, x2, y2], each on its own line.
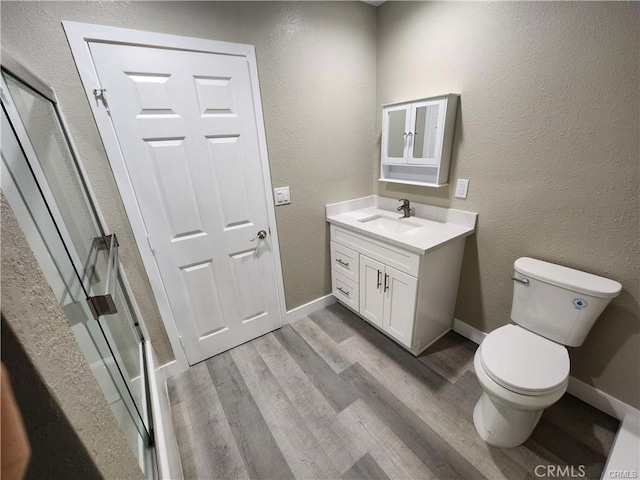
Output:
[331, 225, 420, 276]
[331, 242, 359, 283]
[332, 270, 359, 311]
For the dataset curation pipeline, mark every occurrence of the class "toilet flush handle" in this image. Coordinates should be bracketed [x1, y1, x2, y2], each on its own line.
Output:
[511, 276, 529, 285]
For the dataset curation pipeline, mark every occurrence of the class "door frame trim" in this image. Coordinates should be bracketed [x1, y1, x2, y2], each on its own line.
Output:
[64, 21, 288, 374]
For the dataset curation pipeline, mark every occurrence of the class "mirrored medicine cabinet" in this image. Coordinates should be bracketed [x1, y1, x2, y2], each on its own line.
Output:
[380, 93, 459, 187]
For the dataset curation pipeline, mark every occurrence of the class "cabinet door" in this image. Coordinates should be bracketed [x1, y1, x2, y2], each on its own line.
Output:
[381, 104, 411, 164]
[383, 266, 418, 348]
[359, 255, 385, 328]
[408, 99, 446, 166]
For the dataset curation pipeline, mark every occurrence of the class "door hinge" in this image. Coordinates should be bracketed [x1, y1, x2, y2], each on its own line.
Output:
[146, 233, 155, 256]
[93, 88, 111, 114]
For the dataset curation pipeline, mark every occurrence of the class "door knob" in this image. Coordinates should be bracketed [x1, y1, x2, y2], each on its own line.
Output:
[251, 230, 267, 241]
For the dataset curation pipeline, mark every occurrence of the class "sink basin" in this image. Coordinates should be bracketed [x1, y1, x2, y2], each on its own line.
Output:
[358, 215, 422, 234]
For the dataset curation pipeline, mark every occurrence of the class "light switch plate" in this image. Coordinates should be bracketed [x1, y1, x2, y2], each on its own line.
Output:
[273, 186, 291, 206]
[455, 179, 469, 199]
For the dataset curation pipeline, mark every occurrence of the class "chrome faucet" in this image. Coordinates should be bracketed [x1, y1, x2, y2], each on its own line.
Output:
[397, 198, 411, 218]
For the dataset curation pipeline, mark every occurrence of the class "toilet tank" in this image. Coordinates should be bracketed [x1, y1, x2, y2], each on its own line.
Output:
[511, 257, 622, 347]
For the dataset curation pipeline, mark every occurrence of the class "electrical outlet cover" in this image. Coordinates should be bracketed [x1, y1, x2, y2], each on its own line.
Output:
[455, 179, 469, 199]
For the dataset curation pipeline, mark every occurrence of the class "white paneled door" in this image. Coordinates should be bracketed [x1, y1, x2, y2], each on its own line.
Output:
[85, 39, 282, 365]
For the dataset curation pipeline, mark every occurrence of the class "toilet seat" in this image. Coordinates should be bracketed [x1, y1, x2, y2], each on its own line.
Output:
[479, 325, 570, 396]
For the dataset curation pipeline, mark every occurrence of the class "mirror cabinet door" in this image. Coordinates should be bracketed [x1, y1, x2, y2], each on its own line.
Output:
[386, 108, 408, 162]
[411, 100, 443, 165]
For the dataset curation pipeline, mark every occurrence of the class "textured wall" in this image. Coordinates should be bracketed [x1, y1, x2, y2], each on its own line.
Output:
[2, 317, 103, 480]
[1, 196, 145, 480]
[377, 2, 639, 408]
[1, 1, 377, 364]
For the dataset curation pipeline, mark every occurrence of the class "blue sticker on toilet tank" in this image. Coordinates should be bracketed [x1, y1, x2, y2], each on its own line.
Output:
[573, 298, 588, 310]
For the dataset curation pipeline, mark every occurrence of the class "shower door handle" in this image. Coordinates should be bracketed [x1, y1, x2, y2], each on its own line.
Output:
[87, 233, 119, 319]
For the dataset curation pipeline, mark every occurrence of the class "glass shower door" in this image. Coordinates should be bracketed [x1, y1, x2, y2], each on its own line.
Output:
[1, 69, 155, 477]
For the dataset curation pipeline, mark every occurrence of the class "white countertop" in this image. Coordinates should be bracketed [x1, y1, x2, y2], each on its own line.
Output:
[326, 196, 477, 255]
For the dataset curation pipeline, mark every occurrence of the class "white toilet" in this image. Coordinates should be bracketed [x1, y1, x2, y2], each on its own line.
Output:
[473, 257, 622, 448]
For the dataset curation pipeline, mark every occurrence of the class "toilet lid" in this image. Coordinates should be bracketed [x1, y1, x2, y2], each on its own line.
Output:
[480, 325, 570, 395]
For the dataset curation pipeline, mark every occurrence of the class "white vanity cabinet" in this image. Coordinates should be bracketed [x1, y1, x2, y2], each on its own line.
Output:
[330, 223, 466, 356]
[380, 94, 459, 187]
[359, 255, 417, 348]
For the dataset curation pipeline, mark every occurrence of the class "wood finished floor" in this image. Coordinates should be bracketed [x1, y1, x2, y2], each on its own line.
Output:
[167, 303, 619, 480]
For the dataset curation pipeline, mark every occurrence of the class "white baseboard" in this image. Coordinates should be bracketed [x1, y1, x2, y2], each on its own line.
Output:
[567, 376, 639, 422]
[451, 318, 640, 422]
[452, 318, 487, 345]
[145, 341, 184, 480]
[285, 294, 337, 324]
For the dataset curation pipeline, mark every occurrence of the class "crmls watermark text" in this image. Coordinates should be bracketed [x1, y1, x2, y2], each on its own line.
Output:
[534, 465, 639, 479]
[608, 471, 639, 479]
[534, 465, 586, 478]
